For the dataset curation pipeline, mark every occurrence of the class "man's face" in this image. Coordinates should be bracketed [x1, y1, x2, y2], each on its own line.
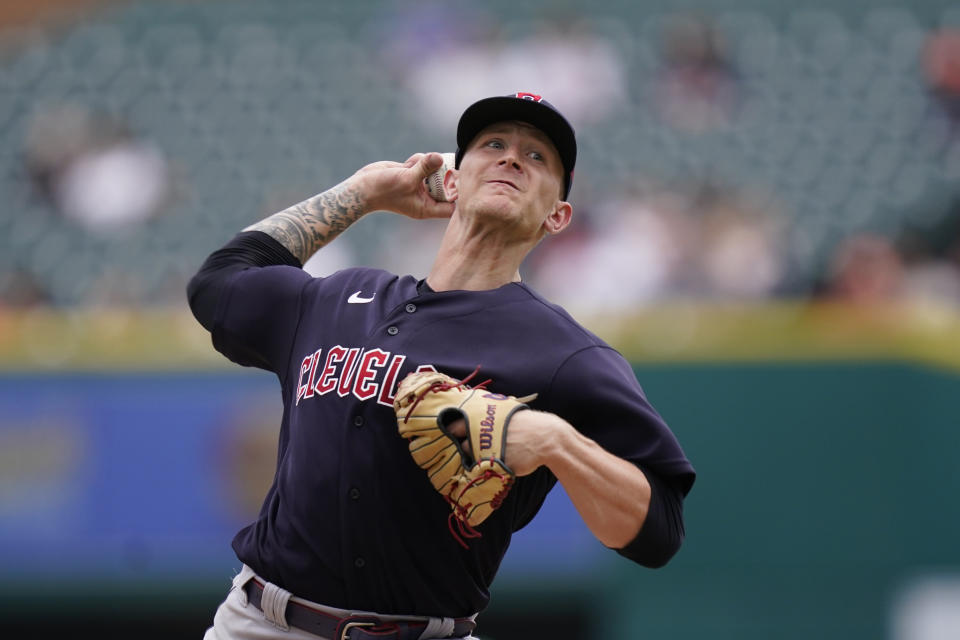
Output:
[453, 121, 567, 235]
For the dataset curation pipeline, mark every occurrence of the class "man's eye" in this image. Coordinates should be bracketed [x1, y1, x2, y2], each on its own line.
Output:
[487, 140, 503, 149]
[529, 151, 544, 162]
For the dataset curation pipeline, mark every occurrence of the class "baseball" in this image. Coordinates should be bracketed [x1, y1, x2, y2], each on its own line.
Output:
[425, 153, 456, 202]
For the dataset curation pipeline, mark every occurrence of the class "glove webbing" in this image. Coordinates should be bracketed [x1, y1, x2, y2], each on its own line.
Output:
[402, 364, 491, 425]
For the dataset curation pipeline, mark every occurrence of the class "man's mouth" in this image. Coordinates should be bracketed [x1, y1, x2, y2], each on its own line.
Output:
[488, 179, 519, 190]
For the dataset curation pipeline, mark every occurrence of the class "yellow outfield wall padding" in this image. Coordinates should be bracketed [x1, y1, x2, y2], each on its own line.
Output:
[1, 301, 960, 371]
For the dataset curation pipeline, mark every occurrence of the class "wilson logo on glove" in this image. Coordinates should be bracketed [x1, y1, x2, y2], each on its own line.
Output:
[479, 405, 497, 451]
[394, 366, 537, 548]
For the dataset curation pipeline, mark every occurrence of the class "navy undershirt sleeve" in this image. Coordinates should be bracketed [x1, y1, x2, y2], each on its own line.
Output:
[615, 467, 686, 568]
[186, 231, 308, 372]
[187, 231, 302, 331]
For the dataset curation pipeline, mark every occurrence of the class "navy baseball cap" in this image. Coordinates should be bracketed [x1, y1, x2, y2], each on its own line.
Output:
[455, 92, 577, 200]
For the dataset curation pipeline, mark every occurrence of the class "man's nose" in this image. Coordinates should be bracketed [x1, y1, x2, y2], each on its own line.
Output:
[497, 151, 521, 170]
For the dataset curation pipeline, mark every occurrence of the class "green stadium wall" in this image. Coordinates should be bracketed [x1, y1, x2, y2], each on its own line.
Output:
[1, 306, 957, 639]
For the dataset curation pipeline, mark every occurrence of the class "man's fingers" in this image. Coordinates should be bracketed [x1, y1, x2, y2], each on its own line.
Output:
[446, 418, 472, 459]
[460, 440, 473, 461]
[447, 418, 467, 439]
[415, 152, 444, 179]
[355, 152, 453, 220]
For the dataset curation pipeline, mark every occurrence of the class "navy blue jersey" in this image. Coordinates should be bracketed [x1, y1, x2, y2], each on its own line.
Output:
[188, 232, 695, 618]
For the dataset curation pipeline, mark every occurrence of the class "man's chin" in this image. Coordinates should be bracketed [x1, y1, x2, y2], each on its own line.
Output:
[470, 195, 521, 219]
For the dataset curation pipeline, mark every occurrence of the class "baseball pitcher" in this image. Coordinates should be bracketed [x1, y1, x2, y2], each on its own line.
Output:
[188, 93, 696, 640]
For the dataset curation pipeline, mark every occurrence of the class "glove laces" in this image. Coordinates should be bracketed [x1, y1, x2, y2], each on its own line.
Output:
[402, 365, 491, 424]
[446, 465, 513, 549]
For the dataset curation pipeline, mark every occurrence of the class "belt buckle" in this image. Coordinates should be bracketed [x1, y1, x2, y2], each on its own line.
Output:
[339, 620, 376, 640]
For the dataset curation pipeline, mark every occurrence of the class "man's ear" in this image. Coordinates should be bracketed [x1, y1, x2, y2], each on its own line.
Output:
[544, 201, 573, 235]
[442, 168, 458, 202]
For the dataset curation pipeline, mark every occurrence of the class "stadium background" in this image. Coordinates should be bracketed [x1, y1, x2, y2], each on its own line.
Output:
[1, 0, 959, 638]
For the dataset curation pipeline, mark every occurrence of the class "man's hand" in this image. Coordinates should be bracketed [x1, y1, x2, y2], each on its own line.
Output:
[446, 410, 561, 477]
[351, 152, 456, 220]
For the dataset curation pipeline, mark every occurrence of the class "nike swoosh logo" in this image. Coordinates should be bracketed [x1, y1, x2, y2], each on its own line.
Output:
[347, 290, 376, 304]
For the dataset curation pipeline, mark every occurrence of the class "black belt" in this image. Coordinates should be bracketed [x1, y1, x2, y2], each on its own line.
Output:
[242, 578, 476, 640]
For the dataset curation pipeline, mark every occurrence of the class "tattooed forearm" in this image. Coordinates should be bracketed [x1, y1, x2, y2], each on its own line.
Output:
[244, 181, 366, 263]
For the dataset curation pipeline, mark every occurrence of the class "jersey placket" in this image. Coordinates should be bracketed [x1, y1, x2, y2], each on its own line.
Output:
[340, 295, 420, 603]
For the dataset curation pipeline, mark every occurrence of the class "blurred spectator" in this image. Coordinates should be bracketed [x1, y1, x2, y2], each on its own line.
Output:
[369, 0, 495, 76]
[526, 185, 692, 314]
[820, 200, 960, 308]
[0, 268, 52, 308]
[23, 103, 170, 232]
[902, 258, 960, 306]
[923, 28, 960, 126]
[824, 233, 904, 303]
[527, 179, 782, 311]
[84, 268, 147, 306]
[896, 201, 960, 307]
[390, 9, 628, 131]
[651, 13, 740, 133]
[0, 0, 116, 31]
[694, 184, 784, 298]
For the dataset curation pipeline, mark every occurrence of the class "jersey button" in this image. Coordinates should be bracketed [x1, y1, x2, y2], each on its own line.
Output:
[387, 326, 399, 336]
[354, 557, 366, 569]
[353, 415, 364, 428]
[405, 303, 417, 313]
[349, 487, 361, 500]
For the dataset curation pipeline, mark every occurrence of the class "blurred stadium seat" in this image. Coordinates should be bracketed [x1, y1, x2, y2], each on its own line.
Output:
[0, 0, 958, 306]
